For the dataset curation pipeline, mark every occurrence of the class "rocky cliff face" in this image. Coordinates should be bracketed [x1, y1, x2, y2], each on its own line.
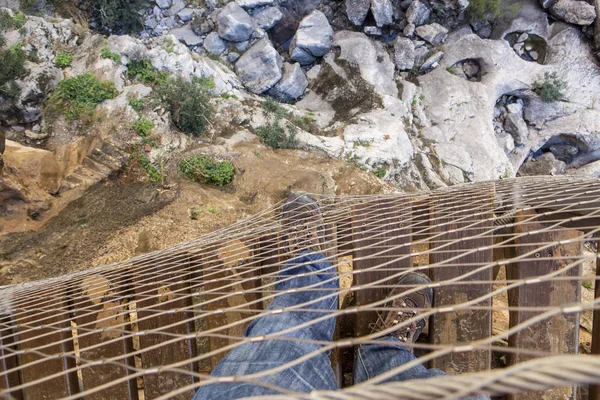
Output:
[2, 0, 600, 236]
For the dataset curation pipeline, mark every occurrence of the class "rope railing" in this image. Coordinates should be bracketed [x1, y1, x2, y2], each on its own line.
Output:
[0, 176, 598, 400]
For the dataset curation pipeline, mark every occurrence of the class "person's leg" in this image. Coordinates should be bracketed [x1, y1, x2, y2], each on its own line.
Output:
[353, 272, 489, 400]
[194, 194, 339, 400]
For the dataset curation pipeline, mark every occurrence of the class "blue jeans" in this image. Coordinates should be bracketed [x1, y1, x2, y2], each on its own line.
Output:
[194, 252, 489, 399]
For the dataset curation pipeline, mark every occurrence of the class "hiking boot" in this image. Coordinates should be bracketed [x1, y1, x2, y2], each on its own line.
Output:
[371, 271, 433, 345]
[281, 192, 325, 255]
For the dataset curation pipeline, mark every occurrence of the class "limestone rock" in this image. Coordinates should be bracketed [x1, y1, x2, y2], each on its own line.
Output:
[156, 0, 170, 9]
[165, 1, 186, 17]
[253, 7, 283, 30]
[415, 23, 449, 45]
[406, 0, 430, 26]
[504, 113, 529, 145]
[172, 25, 202, 46]
[203, 31, 227, 55]
[346, 0, 371, 26]
[371, 0, 394, 27]
[178, 8, 194, 22]
[268, 62, 309, 101]
[420, 51, 443, 73]
[3, 140, 61, 193]
[519, 159, 566, 176]
[550, 0, 596, 25]
[394, 37, 415, 70]
[218, 2, 254, 42]
[289, 10, 334, 65]
[236, 39, 282, 93]
[236, 0, 274, 8]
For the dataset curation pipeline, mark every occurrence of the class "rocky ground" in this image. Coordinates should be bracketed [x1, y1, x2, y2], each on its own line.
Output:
[0, 0, 599, 328]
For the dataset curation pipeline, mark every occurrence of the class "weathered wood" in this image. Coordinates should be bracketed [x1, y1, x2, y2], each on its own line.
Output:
[507, 210, 582, 400]
[429, 188, 494, 374]
[351, 198, 412, 338]
[133, 254, 198, 400]
[0, 314, 22, 400]
[589, 235, 600, 400]
[71, 273, 138, 400]
[14, 290, 80, 399]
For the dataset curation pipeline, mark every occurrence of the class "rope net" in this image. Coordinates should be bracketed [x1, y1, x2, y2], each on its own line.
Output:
[0, 176, 599, 399]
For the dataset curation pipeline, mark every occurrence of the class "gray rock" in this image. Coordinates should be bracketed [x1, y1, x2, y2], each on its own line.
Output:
[178, 8, 194, 22]
[156, 0, 170, 9]
[253, 7, 283, 30]
[25, 129, 48, 140]
[530, 50, 539, 60]
[235, 39, 282, 93]
[406, 0, 430, 26]
[204, 32, 227, 55]
[145, 16, 159, 29]
[172, 25, 203, 46]
[161, 16, 177, 28]
[228, 52, 241, 62]
[414, 45, 429, 67]
[235, 40, 250, 51]
[506, 102, 523, 114]
[218, 2, 254, 42]
[236, 0, 274, 8]
[346, 0, 371, 26]
[419, 50, 443, 73]
[550, 0, 596, 25]
[519, 159, 566, 176]
[504, 113, 529, 145]
[540, 0, 556, 8]
[153, 6, 163, 18]
[550, 144, 579, 161]
[536, 152, 556, 162]
[165, 1, 186, 17]
[268, 62, 308, 101]
[393, 37, 415, 70]
[496, 132, 516, 154]
[462, 60, 480, 79]
[371, 0, 394, 27]
[289, 10, 334, 65]
[364, 26, 383, 35]
[403, 23, 416, 37]
[415, 23, 449, 45]
[517, 32, 529, 42]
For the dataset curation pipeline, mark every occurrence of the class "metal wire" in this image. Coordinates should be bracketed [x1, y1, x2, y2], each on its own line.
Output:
[0, 176, 598, 400]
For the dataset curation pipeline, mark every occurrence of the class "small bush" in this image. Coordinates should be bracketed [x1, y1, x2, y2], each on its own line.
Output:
[55, 52, 72, 68]
[47, 73, 118, 121]
[262, 97, 288, 119]
[468, 0, 519, 23]
[127, 59, 167, 85]
[87, 0, 144, 34]
[133, 119, 154, 136]
[101, 47, 121, 64]
[179, 154, 234, 186]
[154, 76, 214, 136]
[135, 151, 163, 182]
[128, 96, 144, 113]
[533, 72, 566, 103]
[0, 42, 26, 99]
[257, 119, 298, 149]
[13, 12, 26, 28]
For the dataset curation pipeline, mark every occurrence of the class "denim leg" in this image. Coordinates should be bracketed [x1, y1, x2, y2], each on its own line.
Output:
[354, 336, 490, 400]
[194, 251, 339, 400]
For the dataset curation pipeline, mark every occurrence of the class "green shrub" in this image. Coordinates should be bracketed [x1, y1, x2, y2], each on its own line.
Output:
[133, 119, 154, 136]
[47, 73, 118, 121]
[88, 0, 144, 34]
[154, 75, 214, 136]
[127, 59, 167, 85]
[101, 47, 121, 64]
[468, 0, 519, 23]
[128, 96, 144, 113]
[135, 151, 163, 182]
[55, 52, 72, 68]
[179, 154, 234, 186]
[13, 12, 26, 28]
[262, 97, 288, 119]
[533, 72, 566, 103]
[0, 42, 26, 99]
[257, 119, 298, 149]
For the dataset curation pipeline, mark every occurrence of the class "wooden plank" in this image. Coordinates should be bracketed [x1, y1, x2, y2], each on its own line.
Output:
[133, 254, 198, 400]
[589, 234, 600, 400]
[507, 209, 582, 400]
[202, 239, 264, 370]
[429, 187, 494, 373]
[0, 314, 23, 400]
[351, 198, 412, 338]
[14, 290, 80, 399]
[71, 273, 138, 400]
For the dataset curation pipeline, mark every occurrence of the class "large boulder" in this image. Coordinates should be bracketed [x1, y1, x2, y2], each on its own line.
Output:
[172, 25, 203, 47]
[218, 2, 254, 42]
[415, 23, 449, 45]
[253, 7, 283, 30]
[346, 0, 371, 26]
[235, 39, 282, 93]
[371, 0, 394, 27]
[394, 37, 415, 70]
[289, 10, 334, 65]
[203, 32, 227, 55]
[268, 62, 308, 102]
[3, 141, 61, 193]
[406, 0, 430, 26]
[550, 0, 597, 25]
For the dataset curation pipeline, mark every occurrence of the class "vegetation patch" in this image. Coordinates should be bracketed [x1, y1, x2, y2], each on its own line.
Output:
[101, 47, 121, 64]
[0, 42, 27, 99]
[132, 151, 164, 183]
[55, 52, 72, 68]
[47, 73, 118, 121]
[533, 72, 566, 103]
[154, 76, 214, 137]
[132, 119, 154, 137]
[128, 96, 144, 113]
[179, 154, 234, 186]
[468, 0, 520, 23]
[84, 0, 144, 34]
[127, 59, 168, 86]
[256, 98, 298, 149]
